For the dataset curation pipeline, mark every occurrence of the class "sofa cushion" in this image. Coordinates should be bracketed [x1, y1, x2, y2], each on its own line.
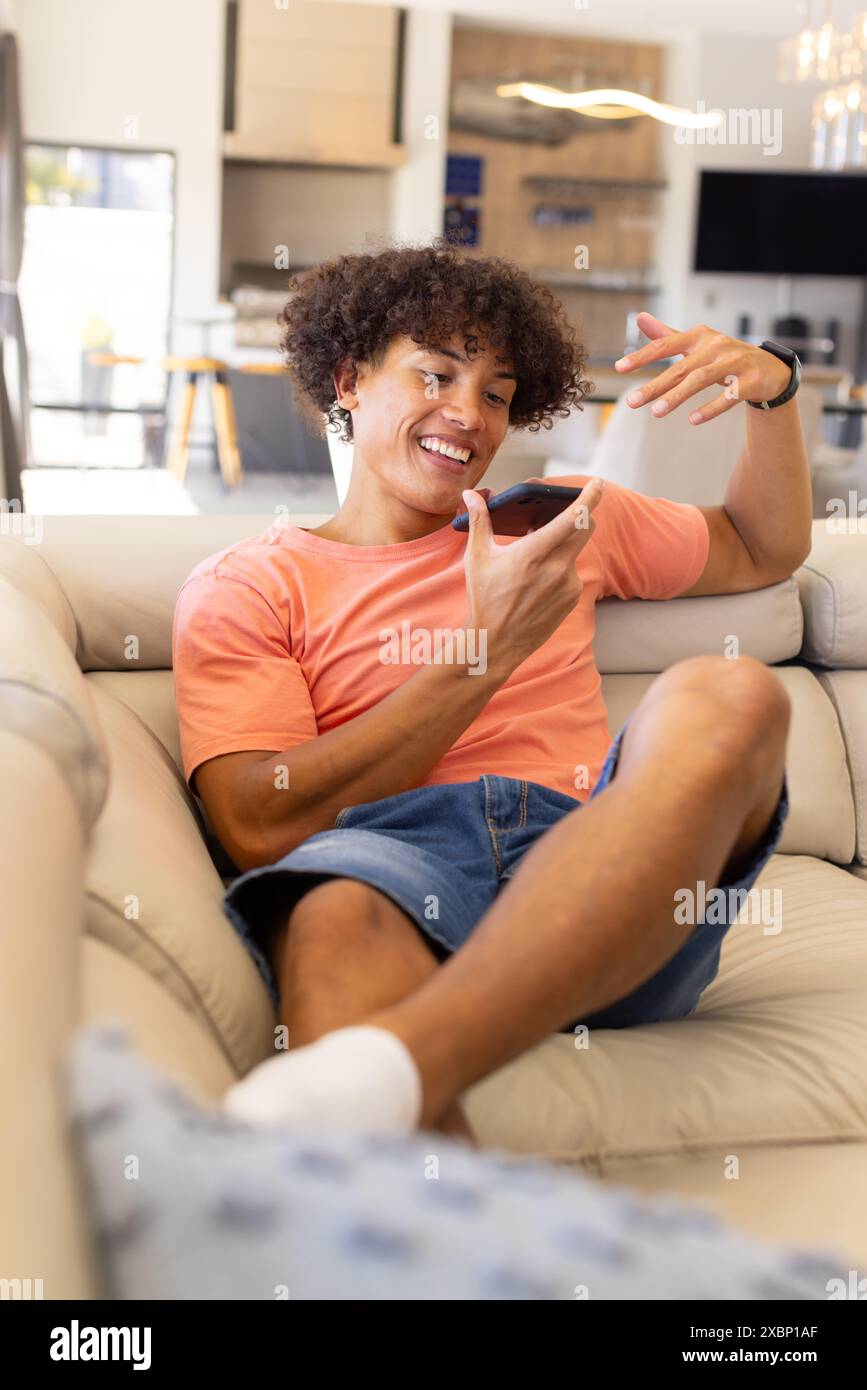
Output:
[594, 579, 802, 673]
[19, 515, 284, 671]
[818, 671, 867, 867]
[602, 667, 856, 864]
[464, 856, 867, 1169]
[798, 521, 867, 668]
[65, 1024, 845, 1301]
[596, 1143, 867, 1268]
[82, 683, 275, 1079]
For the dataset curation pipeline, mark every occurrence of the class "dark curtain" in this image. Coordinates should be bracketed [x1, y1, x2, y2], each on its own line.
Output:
[0, 31, 31, 506]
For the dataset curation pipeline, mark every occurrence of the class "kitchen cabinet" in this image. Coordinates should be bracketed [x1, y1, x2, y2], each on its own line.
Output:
[224, 0, 405, 168]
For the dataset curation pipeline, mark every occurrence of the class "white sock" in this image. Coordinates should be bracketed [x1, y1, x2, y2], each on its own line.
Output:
[221, 1025, 423, 1134]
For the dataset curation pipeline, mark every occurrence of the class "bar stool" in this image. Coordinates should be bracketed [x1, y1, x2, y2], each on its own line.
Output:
[162, 356, 244, 488]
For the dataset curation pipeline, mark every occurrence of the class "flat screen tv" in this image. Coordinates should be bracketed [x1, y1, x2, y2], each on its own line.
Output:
[694, 169, 867, 277]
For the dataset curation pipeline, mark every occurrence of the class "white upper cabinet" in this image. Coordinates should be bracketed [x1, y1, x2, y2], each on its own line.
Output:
[225, 0, 405, 167]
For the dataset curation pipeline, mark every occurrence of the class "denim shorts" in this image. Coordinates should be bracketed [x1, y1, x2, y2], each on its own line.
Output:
[222, 720, 790, 1033]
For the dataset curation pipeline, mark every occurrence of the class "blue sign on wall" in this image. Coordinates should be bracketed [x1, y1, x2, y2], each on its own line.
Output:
[446, 154, 484, 198]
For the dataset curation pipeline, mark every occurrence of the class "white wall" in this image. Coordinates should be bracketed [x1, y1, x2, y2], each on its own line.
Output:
[388, 7, 452, 246]
[656, 29, 702, 333]
[221, 163, 392, 291]
[13, 0, 225, 352]
[660, 33, 863, 367]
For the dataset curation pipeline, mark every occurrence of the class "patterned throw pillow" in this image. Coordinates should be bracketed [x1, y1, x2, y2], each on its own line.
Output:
[65, 1025, 845, 1301]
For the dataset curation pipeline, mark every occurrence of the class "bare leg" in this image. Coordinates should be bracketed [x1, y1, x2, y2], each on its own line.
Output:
[262, 881, 475, 1143]
[363, 656, 791, 1127]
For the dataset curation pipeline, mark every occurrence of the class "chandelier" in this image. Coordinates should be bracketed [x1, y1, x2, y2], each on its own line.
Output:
[495, 83, 724, 130]
[779, 4, 867, 168]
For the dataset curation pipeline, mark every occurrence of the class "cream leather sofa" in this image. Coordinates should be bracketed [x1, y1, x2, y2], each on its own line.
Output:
[1, 513, 866, 1299]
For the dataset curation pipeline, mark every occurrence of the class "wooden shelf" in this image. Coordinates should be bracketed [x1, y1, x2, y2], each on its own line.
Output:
[524, 176, 667, 196]
[532, 268, 660, 293]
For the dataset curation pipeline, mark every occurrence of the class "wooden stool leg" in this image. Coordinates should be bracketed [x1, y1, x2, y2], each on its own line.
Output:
[166, 374, 197, 483]
[222, 378, 244, 486]
[211, 373, 244, 488]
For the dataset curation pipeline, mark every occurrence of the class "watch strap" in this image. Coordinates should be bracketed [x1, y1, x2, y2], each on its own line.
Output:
[748, 340, 801, 410]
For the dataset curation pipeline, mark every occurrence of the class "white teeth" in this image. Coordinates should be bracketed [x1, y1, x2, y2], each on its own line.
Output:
[419, 437, 471, 462]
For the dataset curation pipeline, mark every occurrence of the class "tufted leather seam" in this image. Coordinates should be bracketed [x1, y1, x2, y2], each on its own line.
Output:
[84, 891, 242, 1079]
[819, 674, 867, 867]
[0, 544, 80, 654]
[0, 677, 108, 824]
[558, 1130, 867, 1169]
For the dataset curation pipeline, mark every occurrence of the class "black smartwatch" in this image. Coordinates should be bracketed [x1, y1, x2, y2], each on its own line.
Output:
[748, 340, 801, 410]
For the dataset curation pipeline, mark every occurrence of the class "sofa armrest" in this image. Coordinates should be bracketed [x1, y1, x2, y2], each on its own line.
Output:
[798, 520, 867, 669]
[595, 579, 801, 674]
[0, 730, 100, 1297]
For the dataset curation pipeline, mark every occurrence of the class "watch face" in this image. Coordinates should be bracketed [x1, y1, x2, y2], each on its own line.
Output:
[763, 339, 797, 367]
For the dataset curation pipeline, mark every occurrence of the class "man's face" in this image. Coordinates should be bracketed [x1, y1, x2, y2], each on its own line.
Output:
[339, 330, 517, 516]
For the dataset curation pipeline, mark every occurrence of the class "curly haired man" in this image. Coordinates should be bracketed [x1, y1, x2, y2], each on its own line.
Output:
[172, 240, 811, 1141]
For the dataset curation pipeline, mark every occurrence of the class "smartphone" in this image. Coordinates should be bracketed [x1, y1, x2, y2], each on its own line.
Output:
[451, 482, 583, 536]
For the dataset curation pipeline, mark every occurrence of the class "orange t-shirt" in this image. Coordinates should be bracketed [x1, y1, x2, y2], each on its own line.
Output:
[172, 475, 709, 802]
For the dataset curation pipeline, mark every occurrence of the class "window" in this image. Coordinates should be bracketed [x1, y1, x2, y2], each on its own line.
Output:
[20, 142, 175, 466]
